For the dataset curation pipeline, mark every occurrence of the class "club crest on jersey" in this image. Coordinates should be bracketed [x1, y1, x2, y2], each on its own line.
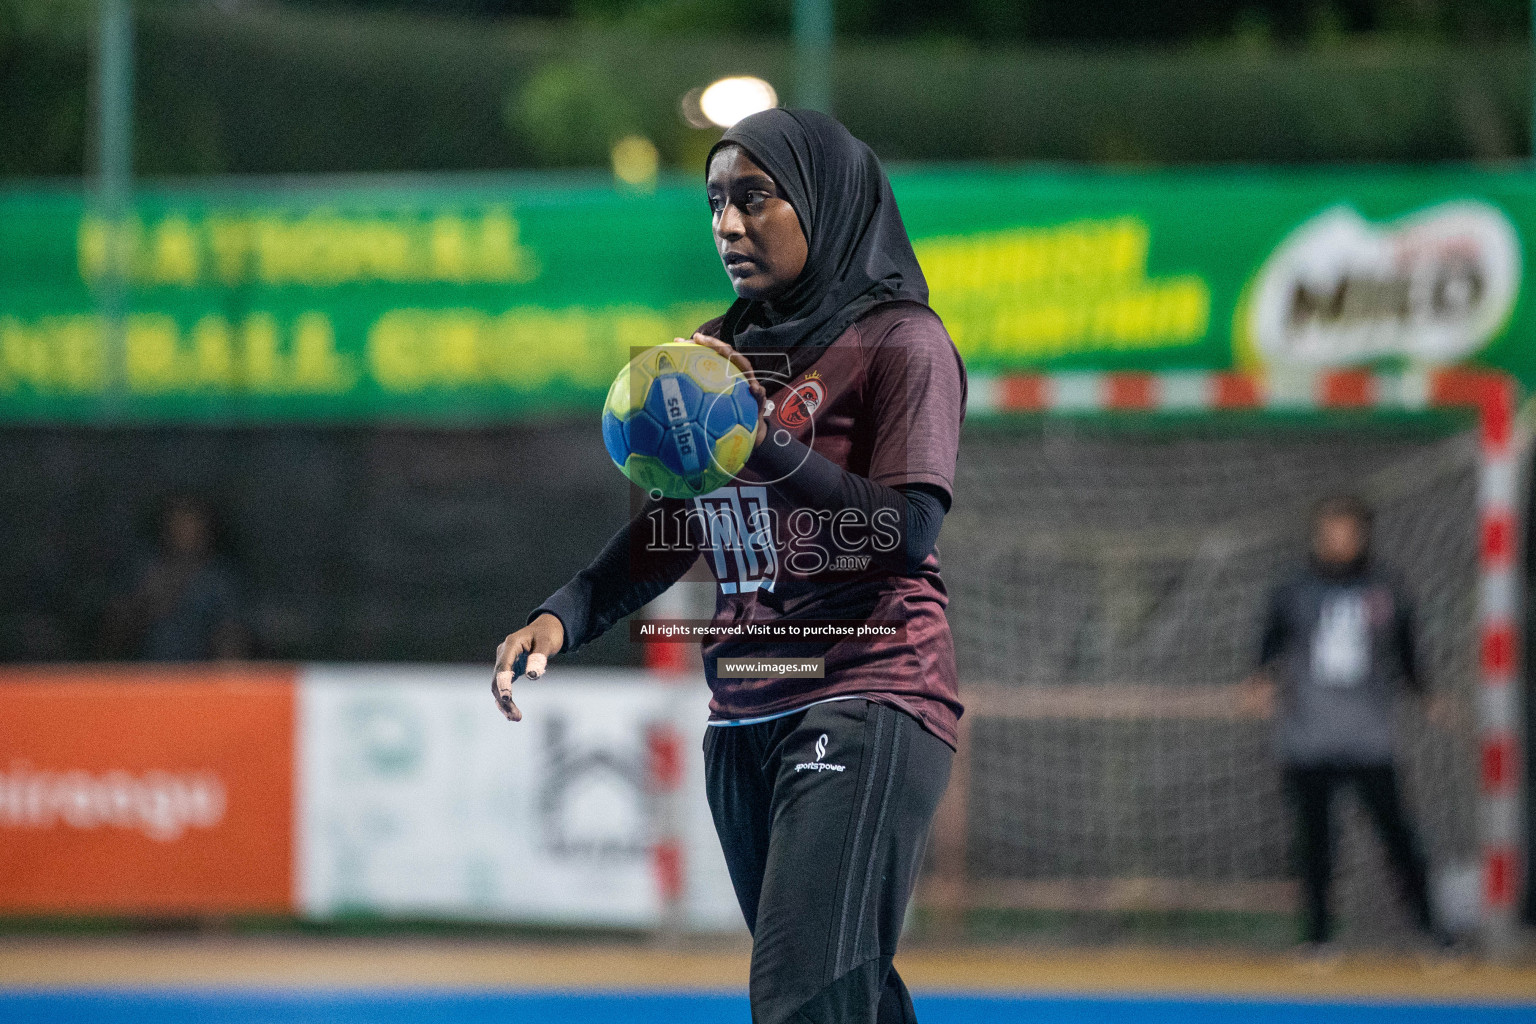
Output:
[777, 371, 825, 429]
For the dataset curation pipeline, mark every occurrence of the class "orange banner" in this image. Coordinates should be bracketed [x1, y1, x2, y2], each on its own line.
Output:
[0, 666, 295, 915]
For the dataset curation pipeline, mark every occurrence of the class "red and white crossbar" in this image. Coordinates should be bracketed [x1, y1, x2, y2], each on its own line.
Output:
[968, 367, 1524, 948]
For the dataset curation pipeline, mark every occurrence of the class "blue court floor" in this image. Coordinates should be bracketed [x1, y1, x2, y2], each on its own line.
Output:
[1, 990, 1531, 1024]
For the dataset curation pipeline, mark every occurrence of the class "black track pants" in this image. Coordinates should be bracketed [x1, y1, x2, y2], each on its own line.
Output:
[1284, 762, 1435, 944]
[704, 699, 953, 1024]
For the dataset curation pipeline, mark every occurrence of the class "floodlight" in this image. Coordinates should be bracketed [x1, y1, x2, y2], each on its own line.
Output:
[697, 77, 778, 129]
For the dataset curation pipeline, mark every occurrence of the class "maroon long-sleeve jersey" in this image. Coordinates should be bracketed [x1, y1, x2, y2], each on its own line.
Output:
[692, 301, 966, 747]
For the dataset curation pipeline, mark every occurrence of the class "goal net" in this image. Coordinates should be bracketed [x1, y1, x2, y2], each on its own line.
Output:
[929, 378, 1512, 948]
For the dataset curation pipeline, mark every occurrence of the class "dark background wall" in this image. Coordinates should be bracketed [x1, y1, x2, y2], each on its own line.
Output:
[0, 422, 637, 666]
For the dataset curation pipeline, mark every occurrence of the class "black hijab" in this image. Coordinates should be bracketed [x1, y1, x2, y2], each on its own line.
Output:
[706, 108, 928, 392]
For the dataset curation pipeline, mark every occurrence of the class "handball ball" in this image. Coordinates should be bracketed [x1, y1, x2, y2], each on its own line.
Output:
[602, 342, 760, 499]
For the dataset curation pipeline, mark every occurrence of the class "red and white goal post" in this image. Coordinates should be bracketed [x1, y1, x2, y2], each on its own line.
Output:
[925, 366, 1527, 952]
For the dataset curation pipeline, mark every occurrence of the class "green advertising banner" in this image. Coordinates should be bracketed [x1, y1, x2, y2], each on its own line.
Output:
[0, 167, 1530, 422]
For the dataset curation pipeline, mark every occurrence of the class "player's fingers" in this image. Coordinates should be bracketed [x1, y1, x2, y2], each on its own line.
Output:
[494, 684, 523, 722]
[494, 633, 527, 677]
[525, 651, 548, 680]
[687, 333, 731, 361]
[492, 633, 530, 721]
[692, 333, 758, 386]
[692, 333, 771, 430]
[492, 673, 523, 722]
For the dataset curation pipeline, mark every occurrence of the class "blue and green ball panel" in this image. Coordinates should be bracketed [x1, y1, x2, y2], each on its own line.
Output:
[602, 343, 759, 499]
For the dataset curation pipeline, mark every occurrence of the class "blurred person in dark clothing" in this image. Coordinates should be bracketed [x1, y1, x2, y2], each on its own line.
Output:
[101, 495, 249, 661]
[1247, 494, 1452, 952]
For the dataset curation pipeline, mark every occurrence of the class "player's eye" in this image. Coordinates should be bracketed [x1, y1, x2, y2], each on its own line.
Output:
[744, 190, 770, 209]
[707, 194, 725, 213]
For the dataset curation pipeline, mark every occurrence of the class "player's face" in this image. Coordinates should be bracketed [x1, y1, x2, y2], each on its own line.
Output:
[1312, 513, 1365, 566]
[706, 146, 809, 303]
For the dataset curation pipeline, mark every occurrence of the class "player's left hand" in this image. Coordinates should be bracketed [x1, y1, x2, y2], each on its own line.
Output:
[687, 333, 769, 447]
[491, 613, 564, 722]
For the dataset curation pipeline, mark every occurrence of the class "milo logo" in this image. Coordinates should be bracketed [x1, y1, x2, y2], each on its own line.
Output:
[1244, 200, 1520, 366]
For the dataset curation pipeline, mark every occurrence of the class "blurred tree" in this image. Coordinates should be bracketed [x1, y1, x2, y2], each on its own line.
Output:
[0, 2, 1527, 177]
[0, 0, 91, 175]
[273, 0, 572, 13]
[509, 59, 640, 165]
[244, 0, 1533, 41]
[573, 0, 792, 34]
[830, 0, 1527, 41]
[271, 0, 1530, 40]
[0, 0, 90, 35]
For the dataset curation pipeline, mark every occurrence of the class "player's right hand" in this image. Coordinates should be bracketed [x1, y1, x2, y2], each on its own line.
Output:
[687, 333, 770, 448]
[492, 613, 565, 722]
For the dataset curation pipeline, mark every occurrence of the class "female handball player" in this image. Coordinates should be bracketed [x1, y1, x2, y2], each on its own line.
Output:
[493, 108, 966, 1024]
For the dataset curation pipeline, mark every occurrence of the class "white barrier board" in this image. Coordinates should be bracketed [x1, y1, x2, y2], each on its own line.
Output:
[297, 666, 741, 931]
